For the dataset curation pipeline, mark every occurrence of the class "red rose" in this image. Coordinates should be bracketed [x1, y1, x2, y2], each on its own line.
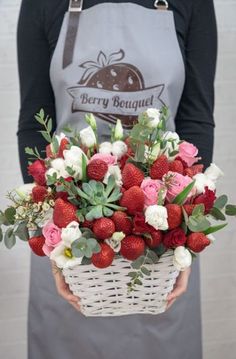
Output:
[133, 212, 155, 234]
[163, 228, 187, 249]
[28, 160, 47, 186]
[193, 186, 216, 214]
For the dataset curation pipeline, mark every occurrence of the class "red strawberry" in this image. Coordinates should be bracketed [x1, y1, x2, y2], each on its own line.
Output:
[82, 219, 94, 229]
[87, 159, 108, 181]
[122, 163, 144, 189]
[165, 204, 183, 230]
[150, 155, 169, 179]
[58, 138, 69, 158]
[120, 186, 145, 215]
[186, 232, 211, 253]
[28, 235, 46, 256]
[183, 204, 197, 216]
[184, 164, 204, 178]
[119, 147, 133, 170]
[120, 235, 145, 260]
[93, 218, 115, 240]
[111, 211, 133, 235]
[144, 230, 163, 249]
[53, 198, 78, 228]
[32, 185, 48, 203]
[169, 160, 184, 174]
[91, 243, 115, 268]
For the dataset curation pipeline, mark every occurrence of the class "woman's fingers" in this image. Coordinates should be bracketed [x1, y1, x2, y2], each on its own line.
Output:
[51, 261, 81, 311]
[166, 266, 191, 303]
[166, 297, 177, 310]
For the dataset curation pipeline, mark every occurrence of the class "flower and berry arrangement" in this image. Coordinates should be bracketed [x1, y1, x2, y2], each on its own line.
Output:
[1, 106, 236, 311]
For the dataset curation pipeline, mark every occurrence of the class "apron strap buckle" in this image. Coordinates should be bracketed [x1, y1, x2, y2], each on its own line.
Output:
[154, 0, 168, 10]
[69, 0, 84, 12]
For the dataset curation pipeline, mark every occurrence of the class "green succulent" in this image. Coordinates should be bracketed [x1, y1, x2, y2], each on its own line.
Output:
[76, 175, 125, 221]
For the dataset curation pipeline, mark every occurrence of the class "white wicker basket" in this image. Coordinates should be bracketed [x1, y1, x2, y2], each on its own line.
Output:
[62, 249, 179, 317]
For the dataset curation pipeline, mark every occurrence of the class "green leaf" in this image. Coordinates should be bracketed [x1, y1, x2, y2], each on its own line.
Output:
[188, 215, 211, 232]
[131, 255, 145, 269]
[192, 204, 205, 217]
[4, 228, 16, 249]
[76, 187, 90, 200]
[34, 109, 45, 124]
[210, 207, 226, 221]
[0, 227, 3, 242]
[81, 153, 88, 182]
[128, 271, 138, 279]
[204, 223, 228, 235]
[172, 180, 196, 205]
[47, 118, 52, 133]
[105, 175, 116, 197]
[14, 222, 29, 241]
[152, 243, 167, 257]
[103, 207, 114, 217]
[214, 195, 228, 210]
[4, 207, 16, 225]
[25, 147, 35, 156]
[225, 204, 236, 216]
[141, 266, 151, 276]
[39, 131, 51, 143]
[168, 150, 179, 157]
[146, 249, 159, 264]
[81, 257, 92, 265]
[134, 278, 142, 286]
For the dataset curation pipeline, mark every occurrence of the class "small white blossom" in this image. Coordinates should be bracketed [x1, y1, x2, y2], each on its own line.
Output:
[99, 142, 113, 154]
[111, 141, 128, 159]
[103, 165, 123, 187]
[61, 221, 82, 247]
[114, 119, 124, 140]
[145, 205, 168, 230]
[15, 183, 35, 200]
[204, 163, 224, 182]
[51, 158, 70, 178]
[146, 108, 161, 128]
[79, 126, 97, 148]
[173, 246, 192, 271]
[105, 232, 125, 252]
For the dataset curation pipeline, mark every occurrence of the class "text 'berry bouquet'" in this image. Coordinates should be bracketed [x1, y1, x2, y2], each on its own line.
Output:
[1, 107, 236, 316]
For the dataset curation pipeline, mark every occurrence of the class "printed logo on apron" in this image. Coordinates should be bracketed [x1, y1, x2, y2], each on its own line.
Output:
[67, 49, 165, 128]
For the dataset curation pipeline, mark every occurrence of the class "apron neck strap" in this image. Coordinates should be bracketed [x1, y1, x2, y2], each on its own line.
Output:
[154, 0, 169, 10]
[69, 0, 84, 12]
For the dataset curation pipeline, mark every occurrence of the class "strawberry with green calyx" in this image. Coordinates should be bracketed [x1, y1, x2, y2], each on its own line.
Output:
[93, 218, 116, 240]
[122, 163, 144, 189]
[120, 186, 145, 215]
[91, 242, 115, 268]
[76, 175, 124, 221]
[28, 235, 46, 256]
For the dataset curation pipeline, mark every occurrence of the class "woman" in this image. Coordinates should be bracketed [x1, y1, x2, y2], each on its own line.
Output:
[17, 0, 217, 358]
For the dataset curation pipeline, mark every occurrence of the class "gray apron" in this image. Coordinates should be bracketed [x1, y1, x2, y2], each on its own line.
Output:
[28, 2, 203, 358]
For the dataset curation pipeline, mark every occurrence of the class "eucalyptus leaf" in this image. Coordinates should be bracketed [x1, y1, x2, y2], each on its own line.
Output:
[131, 255, 145, 269]
[152, 243, 167, 257]
[214, 195, 228, 210]
[81, 256, 92, 265]
[225, 204, 236, 216]
[14, 222, 29, 241]
[141, 266, 151, 276]
[146, 249, 159, 264]
[188, 215, 211, 232]
[192, 204, 205, 217]
[128, 271, 138, 279]
[4, 228, 16, 249]
[0, 227, 3, 242]
[5, 207, 16, 225]
[134, 278, 142, 286]
[210, 207, 226, 221]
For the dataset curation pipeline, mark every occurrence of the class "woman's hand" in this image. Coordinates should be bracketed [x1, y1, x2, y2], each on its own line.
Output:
[51, 260, 81, 311]
[166, 266, 191, 310]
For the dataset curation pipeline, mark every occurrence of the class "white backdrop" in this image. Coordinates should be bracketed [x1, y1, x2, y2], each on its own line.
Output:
[0, 1, 236, 358]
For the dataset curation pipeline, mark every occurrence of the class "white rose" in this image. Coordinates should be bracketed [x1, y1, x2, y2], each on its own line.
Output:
[50, 243, 82, 269]
[51, 158, 70, 178]
[193, 173, 216, 195]
[15, 183, 35, 200]
[204, 163, 224, 182]
[99, 141, 113, 154]
[173, 246, 192, 271]
[145, 205, 168, 230]
[105, 231, 125, 253]
[146, 108, 161, 128]
[103, 165, 123, 187]
[112, 140, 128, 159]
[61, 221, 82, 247]
[79, 126, 97, 148]
[114, 119, 124, 140]
[63, 146, 86, 179]
[144, 143, 161, 162]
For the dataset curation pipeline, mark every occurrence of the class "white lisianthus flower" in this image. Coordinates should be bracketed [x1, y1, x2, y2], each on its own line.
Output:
[204, 163, 224, 182]
[161, 131, 180, 159]
[173, 246, 192, 271]
[146, 108, 161, 128]
[99, 141, 113, 154]
[114, 119, 124, 140]
[46, 167, 59, 179]
[207, 234, 216, 243]
[79, 126, 97, 148]
[51, 158, 70, 178]
[105, 231, 125, 253]
[50, 243, 82, 269]
[61, 221, 82, 247]
[103, 165, 123, 187]
[144, 143, 161, 162]
[15, 183, 35, 200]
[112, 140, 128, 159]
[145, 205, 168, 230]
[193, 174, 216, 195]
[63, 146, 87, 179]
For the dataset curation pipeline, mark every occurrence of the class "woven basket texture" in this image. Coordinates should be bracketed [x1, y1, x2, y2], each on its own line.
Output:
[62, 249, 180, 317]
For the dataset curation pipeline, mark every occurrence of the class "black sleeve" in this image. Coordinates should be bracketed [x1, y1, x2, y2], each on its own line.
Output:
[17, 0, 57, 183]
[175, 0, 218, 169]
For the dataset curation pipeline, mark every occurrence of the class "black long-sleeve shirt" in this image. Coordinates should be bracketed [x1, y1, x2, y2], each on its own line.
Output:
[17, 0, 217, 183]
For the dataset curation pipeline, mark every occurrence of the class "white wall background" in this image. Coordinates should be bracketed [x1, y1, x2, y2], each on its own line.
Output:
[0, 0, 235, 358]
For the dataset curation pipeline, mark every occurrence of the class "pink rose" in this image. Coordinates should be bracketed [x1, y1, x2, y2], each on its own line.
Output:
[42, 243, 54, 257]
[42, 221, 62, 250]
[164, 171, 196, 203]
[178, 141, 199, 167]
[90, 153, 117, 166]
[141, 178, 165, 207]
